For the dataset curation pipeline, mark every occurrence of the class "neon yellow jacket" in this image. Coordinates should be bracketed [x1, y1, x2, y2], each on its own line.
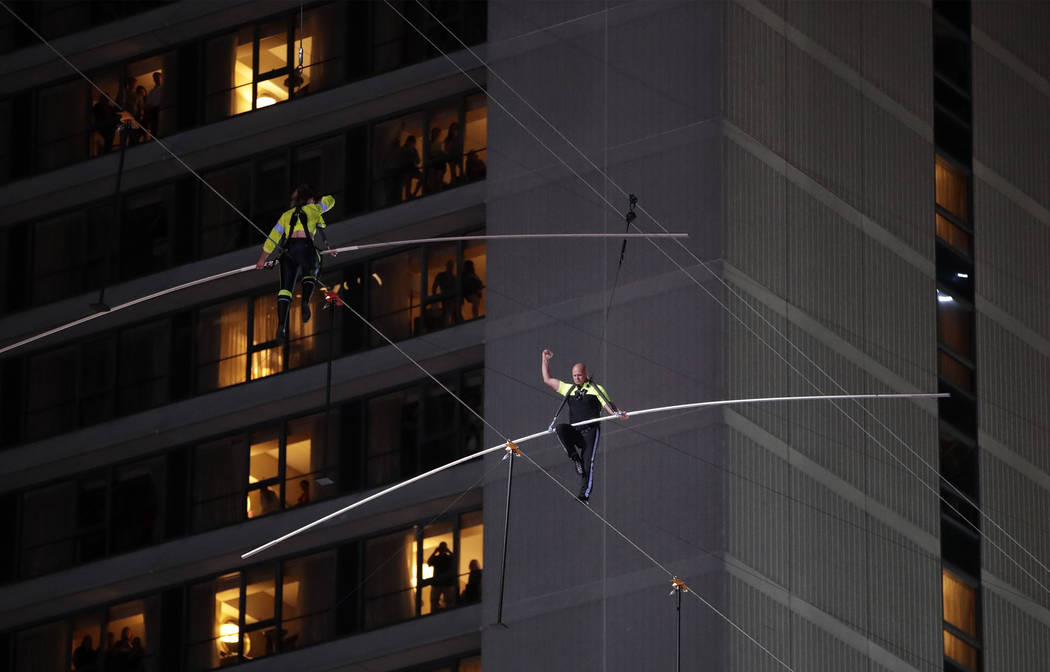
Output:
[261, 195, 335, 253]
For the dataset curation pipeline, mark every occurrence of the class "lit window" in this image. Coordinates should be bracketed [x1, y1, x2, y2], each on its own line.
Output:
[935, 155, 969, 222]
[942, 569, 977, 636]
[197, 299, 249, 392]
[944, 629, 979, 670]
[364, 511, 482, 629]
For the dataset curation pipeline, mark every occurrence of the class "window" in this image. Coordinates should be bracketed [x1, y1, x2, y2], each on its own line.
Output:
[935, 155, 969, 222]
[372, 96, 487, 208]
[368, 234, 487, 345]
[31, 205, 112, 308]
[204, 5, 345, 122]
[363, 510, 482, 629]
[936, 215, 972, 257]
[364, 369, 484, 489]
[117, 319, 172, 414]
[193, 412, 336, 531]
[197, 298, 249, 392]
[18, 456, 165, 578]
[199, 162, 253, 257]
[68, 597, 161, 672]
[120, 185, 176, 281]
[25, 347, 79, 440]
[37, 78, 91, 170]
[192, 435, 249, 532]
[372, 1, 487, 75]
[187, 550, 335, 668]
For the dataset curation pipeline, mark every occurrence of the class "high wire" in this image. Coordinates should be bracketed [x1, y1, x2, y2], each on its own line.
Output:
[243, 391, 944, 559]
[399, 0, 1050, 592]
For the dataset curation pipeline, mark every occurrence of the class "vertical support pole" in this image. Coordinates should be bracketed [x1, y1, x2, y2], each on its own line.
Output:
[496, 447, 516, 626]
[675, 584, 682, 672]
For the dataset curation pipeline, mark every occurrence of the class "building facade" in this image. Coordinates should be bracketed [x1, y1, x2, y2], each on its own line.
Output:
[1, 1, 1048, 671]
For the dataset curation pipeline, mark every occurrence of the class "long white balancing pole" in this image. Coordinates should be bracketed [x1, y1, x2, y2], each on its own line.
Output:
[241, 428, 552, 559]
[241, 391, 946, 560]
[325, 232, 688, 256]
[572, 392, 950, 428]
[0, 233, 686, 358]
[0, 265, 254, 357]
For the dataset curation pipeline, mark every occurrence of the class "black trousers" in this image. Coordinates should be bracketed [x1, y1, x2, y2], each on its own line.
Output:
[278, 238, 321, 301]
[555, 423, 600, 498]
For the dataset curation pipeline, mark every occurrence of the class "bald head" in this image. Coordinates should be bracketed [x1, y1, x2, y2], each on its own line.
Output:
[571, 363, 588, 385]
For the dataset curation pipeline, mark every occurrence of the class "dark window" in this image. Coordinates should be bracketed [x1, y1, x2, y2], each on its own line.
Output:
[940, 434, 980, 527]
[191, 435, 249, 532]
[120, 185, 175, 281]
[198, 162, 253, 257]
[117, 319, 172, 414]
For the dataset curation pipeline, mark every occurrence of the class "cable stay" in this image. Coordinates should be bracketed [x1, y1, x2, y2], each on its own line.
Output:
[0, 231, 686, 358]
[241, 390, 945, 561]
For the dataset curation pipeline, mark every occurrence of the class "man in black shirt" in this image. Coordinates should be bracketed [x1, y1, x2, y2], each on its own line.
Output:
[541, 349, 626, 502]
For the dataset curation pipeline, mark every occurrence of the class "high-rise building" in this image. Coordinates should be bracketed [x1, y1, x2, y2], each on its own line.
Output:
[1, 2, 1047, 671]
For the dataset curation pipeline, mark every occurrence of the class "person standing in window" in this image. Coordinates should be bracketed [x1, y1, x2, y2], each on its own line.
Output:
[427, 541, 457, 611]
[256, 184, 336, 342]
[541, 350, 626, 502]
[444, 122, 462, 182]
[143, 71, 163, 136]
[460, 259, 483, 320]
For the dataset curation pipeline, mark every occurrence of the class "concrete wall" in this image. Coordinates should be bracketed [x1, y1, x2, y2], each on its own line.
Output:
[973, 2, 1050, 670]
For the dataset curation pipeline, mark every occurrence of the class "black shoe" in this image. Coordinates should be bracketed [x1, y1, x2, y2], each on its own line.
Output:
[576, 493, 589, 503]
[570, 454, 583, 475]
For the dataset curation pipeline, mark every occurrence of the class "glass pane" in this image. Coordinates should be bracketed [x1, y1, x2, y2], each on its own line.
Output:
[422, 382, 457, 469]
[197, 299, 248, 392]
[938, 350, 974, 392]
[421, 521, 456, 615]
[25, 347, 77, 439]
[117, 319, 170, 415]
[258, 20, 289, 74]
[212, 572, 244, 663]
[373, 113, 425, 207]
[249, 427, 281, 483]
[460, 369, 484, 455]
[935, 155, 969, 222]
[458, 511, 483, 604]
[424, 106, 460, 193]
[937, 300, 973, 359]
[111, 457, 164, 553]
[367, 389, 419, 488]
[17, 621, 67, 672]
[37, 79, 90, 170]
[424, 244, 459, 331]
[205, 27, 253, 121]
[936, 214, 972, 258]
[943, 629, 978, 671]
[463, 94, 487, 182]
[199, 162, 252, 257]
[288, 286, 327, 370]
[106, 596, 158, 671]
[257, 74, 290, 109]
[284, 413, 330, 507]
[70, 612, 102, 670]
[192, 436, 249, 532]
[942, 569, 977, 636]
[295, 4, 344, 96]
[20, 483, 77, 577]
[364, 528, 417, 628]
[461, 239, 486, 321]
[78, 337, 115, 425]
[244, 567, 276, 625]
[459, 655, 482, 672]
[369, 249, 422, 343]
[281, 551, 335, 650]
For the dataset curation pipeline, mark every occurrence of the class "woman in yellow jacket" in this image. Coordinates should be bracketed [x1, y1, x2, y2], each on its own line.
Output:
[255, 184, 335, 342]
